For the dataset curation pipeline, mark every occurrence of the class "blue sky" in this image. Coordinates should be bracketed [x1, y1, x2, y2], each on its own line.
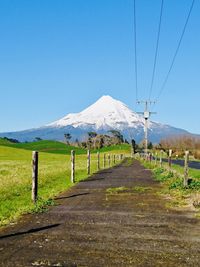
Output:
[0, 0, 199, 134]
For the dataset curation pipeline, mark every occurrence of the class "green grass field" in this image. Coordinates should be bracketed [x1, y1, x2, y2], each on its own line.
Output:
[0, 140, 131, 226]
[0, 139, 86, 155]
[0, 138, 130, 155]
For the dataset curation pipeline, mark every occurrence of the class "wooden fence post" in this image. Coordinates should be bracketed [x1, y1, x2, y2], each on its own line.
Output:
[114, 154, 116, 164]
[131, 147, 134, 158]
[103, 154, 106, 168]
[87, 150, 90, 175]
[155, 152, 157, 166]
[97, 151, 100, 171]
[168, 149, 172, 170]
[108, 154, 111, 167]
[184, 151, 189, 187]
[149, 153, 152, 163]
[71, 150, 75, 183]
[32, 151, 38, 203]
[160, 150, 163, 168]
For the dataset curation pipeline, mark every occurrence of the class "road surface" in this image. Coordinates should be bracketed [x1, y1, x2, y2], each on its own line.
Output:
[0, 159, 200, 266]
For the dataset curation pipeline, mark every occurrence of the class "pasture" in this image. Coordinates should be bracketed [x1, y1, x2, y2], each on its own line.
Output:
[0, 140, 130, 226]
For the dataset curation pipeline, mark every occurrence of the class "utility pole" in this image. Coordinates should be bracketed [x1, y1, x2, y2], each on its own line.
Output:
[137, 100, 156, 157]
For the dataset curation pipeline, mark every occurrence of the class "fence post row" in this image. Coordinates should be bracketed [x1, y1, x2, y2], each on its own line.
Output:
[71, 150, 75, 183]
[184, 150, 189, 188]
[32, 151, 38, 203]
[87, 150, 90, 175]
[31, 150, 123, 202]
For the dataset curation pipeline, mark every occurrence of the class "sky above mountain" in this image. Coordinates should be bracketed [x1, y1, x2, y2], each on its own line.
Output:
[0, 0, 199, 134]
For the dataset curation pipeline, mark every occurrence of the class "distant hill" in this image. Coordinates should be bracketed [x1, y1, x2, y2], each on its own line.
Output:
[0, 139, 86, 155]
[0, 95, 196, 143]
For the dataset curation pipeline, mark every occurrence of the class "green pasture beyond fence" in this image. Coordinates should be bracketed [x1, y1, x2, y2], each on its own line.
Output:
[0, 145, 130, 226]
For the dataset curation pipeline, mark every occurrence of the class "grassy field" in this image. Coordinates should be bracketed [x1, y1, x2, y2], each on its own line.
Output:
[0, 138, 130, 155]
[0, 141, 131, 226]
[0, 139, 86, 155]
[139, 157, 200, 215]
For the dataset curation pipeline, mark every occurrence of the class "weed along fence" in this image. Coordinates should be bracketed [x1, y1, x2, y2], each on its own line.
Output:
[139, 150, 192, 188]
[32, 150, 126, 203]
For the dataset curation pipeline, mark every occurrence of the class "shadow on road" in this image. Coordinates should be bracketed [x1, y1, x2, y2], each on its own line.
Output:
[0, 223, 61, 240]
[55, 192, 90, 200]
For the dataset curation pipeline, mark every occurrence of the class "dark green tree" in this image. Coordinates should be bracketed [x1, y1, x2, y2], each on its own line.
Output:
[64, 133, 72, 144]
[108, 130, 124, 144]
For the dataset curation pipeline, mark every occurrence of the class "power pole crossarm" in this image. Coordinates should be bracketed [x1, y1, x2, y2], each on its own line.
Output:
[137, 100, 156, 157]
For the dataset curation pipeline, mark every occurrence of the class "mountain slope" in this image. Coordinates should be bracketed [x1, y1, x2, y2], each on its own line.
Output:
[48, 95, 145, 130]
[0, 95, 193, 143]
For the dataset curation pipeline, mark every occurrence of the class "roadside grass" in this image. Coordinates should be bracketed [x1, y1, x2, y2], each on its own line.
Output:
[140, 159, 200, 215]
[0, 145, 130, 227]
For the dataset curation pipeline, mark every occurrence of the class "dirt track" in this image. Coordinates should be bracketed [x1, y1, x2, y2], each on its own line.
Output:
[0, 159, 200, 267]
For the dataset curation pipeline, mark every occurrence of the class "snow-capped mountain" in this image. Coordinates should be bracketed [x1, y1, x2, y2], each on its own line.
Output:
[0, 95, 193, 143]
[48, 95, 146, 130]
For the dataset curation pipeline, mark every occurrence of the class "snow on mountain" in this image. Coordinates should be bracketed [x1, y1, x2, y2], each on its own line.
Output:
[48, 95, 147, 130]
[0, 95, 194, 143]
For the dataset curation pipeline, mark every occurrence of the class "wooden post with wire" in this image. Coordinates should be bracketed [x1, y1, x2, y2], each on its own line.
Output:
[168, 149, 172, 170]
[71, 150, 75, 183]
[184, 151, 189, 187]
[160, 150, 163, 168]
[108, 154, 111, 167]
[97, 151, 100, 171]
[103, 154, 106, 168]
[155, 152, 158, 166]
[87, 150, 90, 175]
[32, 151, 38, 203]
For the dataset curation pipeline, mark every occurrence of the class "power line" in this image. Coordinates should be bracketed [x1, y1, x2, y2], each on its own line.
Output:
[133, 0, 138, 102]
[148, 0, 164, 100]
[156, 0, 195, 101]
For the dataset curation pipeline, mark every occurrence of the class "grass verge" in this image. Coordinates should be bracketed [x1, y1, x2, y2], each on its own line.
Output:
[139, 159, 200, 216]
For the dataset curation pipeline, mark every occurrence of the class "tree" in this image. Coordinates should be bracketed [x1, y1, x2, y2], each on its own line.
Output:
[131, 139, 136, 153]
[108, 130, 124, 144]
[64, 133, 72, 144]
[148, 142, 153, 150]
[35, 137, 42, 141]
[3, 137, 20, 143]
[87, 132, 97, 138]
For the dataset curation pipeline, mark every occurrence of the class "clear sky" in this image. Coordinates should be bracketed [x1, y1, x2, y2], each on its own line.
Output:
[0, 0, 199, 134]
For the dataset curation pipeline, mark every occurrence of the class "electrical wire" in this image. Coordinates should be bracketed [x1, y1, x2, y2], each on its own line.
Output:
[155, 0, 195, 101]
[148, 0, 164, 100]
[134, 0, 138, 102]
